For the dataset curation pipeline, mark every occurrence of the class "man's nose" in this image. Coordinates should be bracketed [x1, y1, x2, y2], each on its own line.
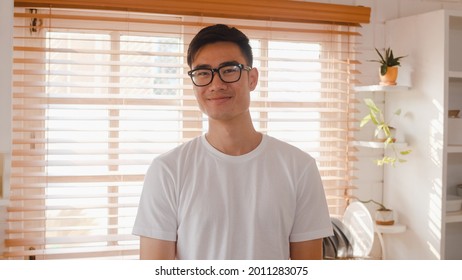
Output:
[209, 71, 226, 88]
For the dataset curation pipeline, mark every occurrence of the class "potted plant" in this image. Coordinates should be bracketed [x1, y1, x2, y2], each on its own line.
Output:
[353, 197, 395, 225]
[360, 98, 411, 166]
[370, 47, 406, 86]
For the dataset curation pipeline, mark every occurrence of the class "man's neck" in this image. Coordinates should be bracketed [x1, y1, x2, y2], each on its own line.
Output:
[205, 119, 262, 156]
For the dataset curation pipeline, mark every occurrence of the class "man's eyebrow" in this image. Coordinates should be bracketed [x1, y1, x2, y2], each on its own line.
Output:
[192, 61, 240, 70]
[193, 64, 212, 70]
[219, 60, 240, 67]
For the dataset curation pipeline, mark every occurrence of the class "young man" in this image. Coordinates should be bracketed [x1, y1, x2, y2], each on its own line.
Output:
[132, 24, 333, 260]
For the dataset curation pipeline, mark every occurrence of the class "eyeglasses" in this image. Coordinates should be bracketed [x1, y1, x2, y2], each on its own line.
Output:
[187, 63, 252, 87]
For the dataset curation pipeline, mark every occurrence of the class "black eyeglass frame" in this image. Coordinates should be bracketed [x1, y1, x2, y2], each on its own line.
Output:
[187, 63, 252, 87]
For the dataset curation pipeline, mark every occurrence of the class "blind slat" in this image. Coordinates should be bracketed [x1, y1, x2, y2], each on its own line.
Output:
[3, 245, 139, 259]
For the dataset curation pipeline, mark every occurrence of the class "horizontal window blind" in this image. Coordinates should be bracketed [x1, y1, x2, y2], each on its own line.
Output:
[6, 5, 365, 259]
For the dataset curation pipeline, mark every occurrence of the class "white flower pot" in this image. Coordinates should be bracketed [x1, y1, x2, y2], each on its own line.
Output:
[375, 127, 396, 142]
[375, 209, 395, 225]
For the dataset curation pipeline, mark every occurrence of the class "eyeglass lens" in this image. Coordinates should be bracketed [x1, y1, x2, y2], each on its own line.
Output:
[189, 64, 244, 86]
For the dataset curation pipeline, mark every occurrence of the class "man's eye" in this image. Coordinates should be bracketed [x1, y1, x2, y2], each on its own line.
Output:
[221, 66, 239, 75]
[194, 70, 211, 77]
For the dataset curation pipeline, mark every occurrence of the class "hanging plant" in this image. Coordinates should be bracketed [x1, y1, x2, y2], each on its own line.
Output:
[360, 98, 412, 166]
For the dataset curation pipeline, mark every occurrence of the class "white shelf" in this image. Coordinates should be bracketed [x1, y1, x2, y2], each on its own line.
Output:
[449, 71, 462, 79]
[352, 141, 408, 149]
[354, 85, 411, 92]
[447, 145, 462, 153]
[375, 223, 406, 234]
[446, 211, 462, 223]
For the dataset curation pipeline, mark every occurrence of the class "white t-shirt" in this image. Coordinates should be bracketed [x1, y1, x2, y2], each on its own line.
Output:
[132, 134, 333, 259]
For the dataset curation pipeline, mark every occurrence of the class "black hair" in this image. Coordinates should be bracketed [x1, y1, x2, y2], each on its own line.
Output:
[187, 24, 253, 68]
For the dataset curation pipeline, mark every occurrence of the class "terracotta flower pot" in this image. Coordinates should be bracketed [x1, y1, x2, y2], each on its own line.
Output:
[379, 66, 398, 86]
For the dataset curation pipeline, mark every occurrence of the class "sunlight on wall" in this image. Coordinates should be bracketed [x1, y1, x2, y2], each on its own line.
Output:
[426, 98, 444, 259]
[427, 186, 442, 260]
[429, 103, 444, 167]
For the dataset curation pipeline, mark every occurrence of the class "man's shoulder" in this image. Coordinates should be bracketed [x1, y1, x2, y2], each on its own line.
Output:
[265, 135, 310, 153]
[155, 136, 203, 162]
[264, 135, 316, 163]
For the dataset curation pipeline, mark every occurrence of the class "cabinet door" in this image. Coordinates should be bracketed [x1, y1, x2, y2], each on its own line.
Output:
[384, 9, 446, 260]
[444, 14, 462, 260]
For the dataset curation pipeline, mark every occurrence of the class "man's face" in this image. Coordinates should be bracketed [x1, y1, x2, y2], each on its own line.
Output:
[190, 41, 258, 123]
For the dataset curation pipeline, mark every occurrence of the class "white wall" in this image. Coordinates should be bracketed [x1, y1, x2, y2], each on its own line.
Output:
[298, 0, 462, 259]
[348, 0, 462, 259]
[365, 0, 462, 260]
[2, 0, 462, 259]
[0, 0, 13, 259]
[384, 10, 447, 260]
[0, 2, 13, 167]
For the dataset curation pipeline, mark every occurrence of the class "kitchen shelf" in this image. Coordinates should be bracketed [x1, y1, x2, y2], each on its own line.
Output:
[446, 211, 462, 223]
[447, 145, 462, 153]
[354, 85, 411, 92]
[449, 71, 462, 79]
[352, 141, 408, 149]
[375, 223, 406, 234]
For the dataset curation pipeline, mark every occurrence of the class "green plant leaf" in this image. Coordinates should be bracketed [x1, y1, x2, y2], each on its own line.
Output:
[359, 97, 412, 166]
[360, 115, 371, 127]
[383, 125, 391, 137]
[388, 49, 394, 60]
[364, 98, 380, 113]
[372, 47, 406, 70]
[375, 156, 398, 167]
[375, 48, 386, 64]
[380, 64, 388, 75]
[400, 150, 412, 155]
[370, 113, 380, 125]
[384, 137, 394, 144]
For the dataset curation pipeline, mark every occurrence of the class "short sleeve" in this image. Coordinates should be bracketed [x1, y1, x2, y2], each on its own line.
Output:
[289, 157, 333, 242]
[132, 159, 178, 241]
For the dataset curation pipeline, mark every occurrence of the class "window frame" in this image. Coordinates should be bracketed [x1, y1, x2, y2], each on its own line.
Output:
[6, 6, 364, 259]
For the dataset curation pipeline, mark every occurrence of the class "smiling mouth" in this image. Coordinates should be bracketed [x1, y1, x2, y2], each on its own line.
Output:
[207, 96, 232, 102]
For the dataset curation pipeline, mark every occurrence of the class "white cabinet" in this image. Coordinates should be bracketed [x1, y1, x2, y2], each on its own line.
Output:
[384, 9, 462, 260]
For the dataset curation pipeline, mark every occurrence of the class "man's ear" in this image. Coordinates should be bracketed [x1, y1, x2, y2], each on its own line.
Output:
[248, 67, 259, 91]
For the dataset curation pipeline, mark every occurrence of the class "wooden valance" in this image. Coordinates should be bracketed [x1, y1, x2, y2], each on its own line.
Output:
[14, 0, 371, 25]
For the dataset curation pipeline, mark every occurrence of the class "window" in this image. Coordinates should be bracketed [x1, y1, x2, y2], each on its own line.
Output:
[6, 5, 365, 259]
